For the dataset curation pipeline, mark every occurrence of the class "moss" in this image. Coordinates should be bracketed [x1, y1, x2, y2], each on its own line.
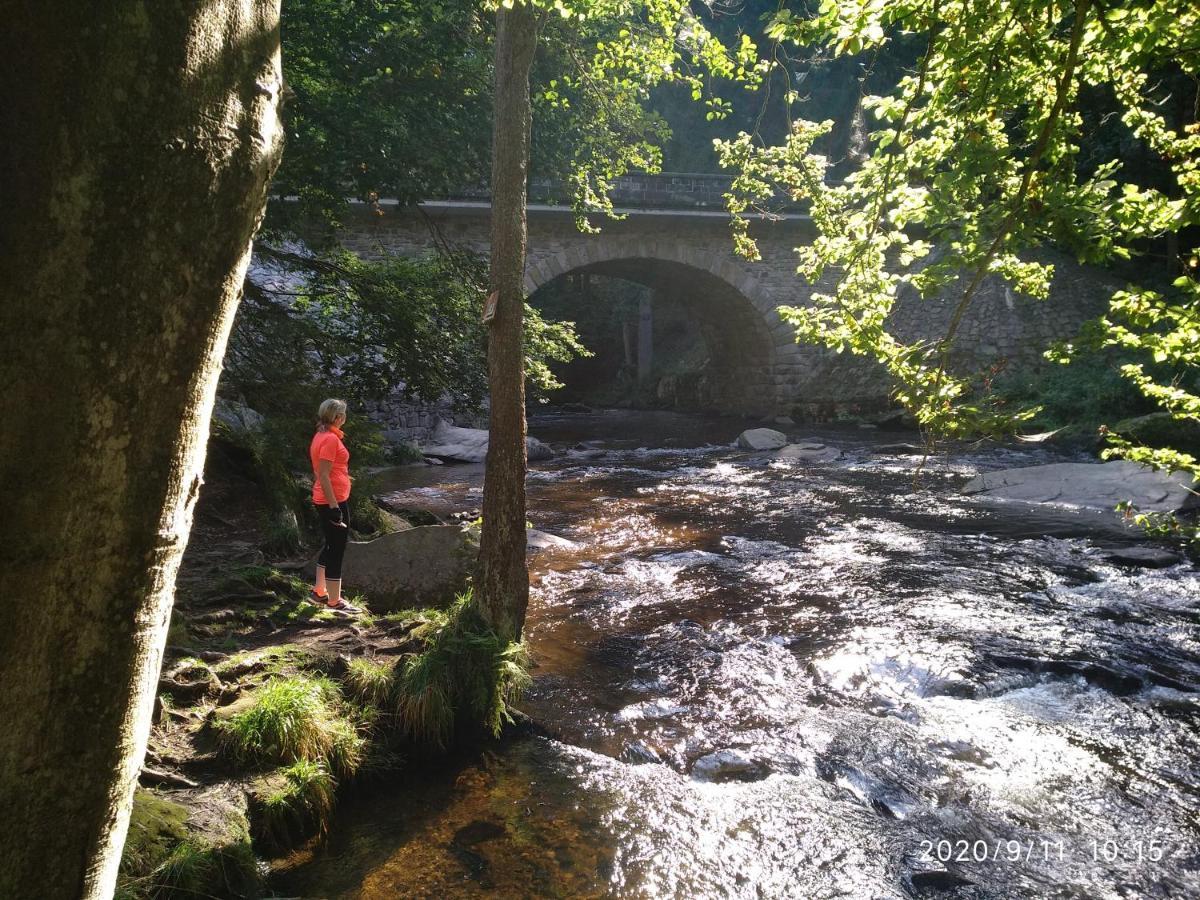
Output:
[117, 791, 260, 900]
[214, 675, 364, 778]
[392, 592, 531, 748]
[120, 790, 190, 877]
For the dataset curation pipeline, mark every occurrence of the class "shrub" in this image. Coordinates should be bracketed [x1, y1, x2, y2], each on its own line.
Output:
[392, 592, 531, 748]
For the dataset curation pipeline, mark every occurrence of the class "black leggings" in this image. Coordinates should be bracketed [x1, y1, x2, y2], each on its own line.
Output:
[317, 501, 350, 579]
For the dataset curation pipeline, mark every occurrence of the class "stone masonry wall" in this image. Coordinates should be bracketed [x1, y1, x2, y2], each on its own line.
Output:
[336, 201, 1120, 423]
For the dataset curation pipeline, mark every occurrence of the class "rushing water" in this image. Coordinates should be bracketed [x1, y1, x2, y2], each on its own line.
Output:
[274, 411, 1200, 899]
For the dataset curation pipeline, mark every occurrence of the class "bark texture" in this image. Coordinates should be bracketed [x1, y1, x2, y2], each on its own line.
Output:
[479, 1, 539, 643]
[0, 3, 283, 897]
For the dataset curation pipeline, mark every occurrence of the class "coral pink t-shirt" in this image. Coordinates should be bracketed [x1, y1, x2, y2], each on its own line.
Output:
[310, 430, 351, 504]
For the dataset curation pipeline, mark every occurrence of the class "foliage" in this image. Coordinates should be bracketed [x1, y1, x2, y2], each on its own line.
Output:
[991, 352, 1157, 432]
[523, 0, 768, 229]
[1116, 502, 1200, 551]
[268, 0, 493, 236]
[718, 0, 1199, 483]
[230, 248, 588, 411]
[392, 591, 531, 748]
[215, 675, 364, 778]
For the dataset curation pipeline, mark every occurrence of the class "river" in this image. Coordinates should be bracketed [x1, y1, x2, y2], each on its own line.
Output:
[273, 410, 1200, 899]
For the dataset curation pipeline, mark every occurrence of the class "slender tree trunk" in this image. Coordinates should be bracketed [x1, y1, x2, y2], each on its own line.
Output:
[479, 1, 539, 643]
[0, 4, 283, 897]
[638, 295, 655, 383]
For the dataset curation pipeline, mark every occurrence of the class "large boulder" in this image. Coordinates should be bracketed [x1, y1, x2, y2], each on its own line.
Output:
[212, 398, 265, 437]
[334, 525, 477, 612]
[736, 428, 788, 451]
[421, 419, 554, 463]
[961, 460, 1197, 513]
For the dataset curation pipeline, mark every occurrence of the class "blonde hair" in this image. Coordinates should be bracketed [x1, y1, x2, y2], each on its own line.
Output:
[316, 398, 348, 430]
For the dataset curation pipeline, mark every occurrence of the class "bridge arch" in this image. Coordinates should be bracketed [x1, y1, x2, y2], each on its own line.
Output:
[524, 236, 783, 414]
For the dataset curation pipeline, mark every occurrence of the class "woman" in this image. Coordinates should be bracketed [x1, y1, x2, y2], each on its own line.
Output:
[310, 398, 360, 612]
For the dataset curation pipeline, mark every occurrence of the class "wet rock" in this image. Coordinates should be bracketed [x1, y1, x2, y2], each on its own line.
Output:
[421, 419, 554, 463]
[330, 524, 477, 612]
[453, 820, 506, 846]
[961, 460, 1197, 513]
[1100, 546, 1183, 568]
[776, 443, 841, 463]
[736, 428, 788, 451]
[527, 529, 579, 551]
[620, 741, 663, 765]
[908, 869, 975, 892]
[690, 748, 767, 782]
[616, 699, 687, 721]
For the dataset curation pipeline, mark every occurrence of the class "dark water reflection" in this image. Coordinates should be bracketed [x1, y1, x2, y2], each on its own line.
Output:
[275, 411, 1200, 899]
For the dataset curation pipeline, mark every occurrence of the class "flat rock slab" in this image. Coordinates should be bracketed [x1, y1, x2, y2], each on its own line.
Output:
[961, 460, 1197, 513]
[1101, 546, 1183, 568]
[736, 428, 788, 451]
[329, 525, 476, 612]
[421, 419, 554, 463]
[777, 442, 841, 463]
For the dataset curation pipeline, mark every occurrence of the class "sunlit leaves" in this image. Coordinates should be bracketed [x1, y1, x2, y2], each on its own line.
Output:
[720, 0, 1199, 488]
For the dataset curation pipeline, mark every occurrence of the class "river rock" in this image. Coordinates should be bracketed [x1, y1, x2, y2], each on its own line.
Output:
[961, 460, 1197, 513]
[323, 524, 477, 612]
[421, 419, 554, 463]
[527, 529, 579, 551]
[777, 442, 841, 463]
[690, 748, 766, 782]
[1100, 546, 1183, 568]
[736, 428, 788, 451]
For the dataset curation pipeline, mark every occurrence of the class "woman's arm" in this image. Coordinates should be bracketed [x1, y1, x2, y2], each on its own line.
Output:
[317, 459, 345, 524]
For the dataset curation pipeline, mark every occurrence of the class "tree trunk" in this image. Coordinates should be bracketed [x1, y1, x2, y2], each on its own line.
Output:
[479, 1, 539, 643]
[0, 4, 283, 897]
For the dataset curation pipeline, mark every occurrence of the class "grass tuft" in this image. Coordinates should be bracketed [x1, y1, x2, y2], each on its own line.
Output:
[258, 760, 337, 851]
[392, 591, 530, 748]
[215, 675, 363, 778]
[345, 657, 396, 708]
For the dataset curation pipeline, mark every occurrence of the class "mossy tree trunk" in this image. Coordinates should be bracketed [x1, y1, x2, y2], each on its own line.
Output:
[0, 4, 283, 897]
[479, 1, 540, 644]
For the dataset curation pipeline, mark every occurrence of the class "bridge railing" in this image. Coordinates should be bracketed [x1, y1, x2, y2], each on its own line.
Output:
[438, 172, 813, 211]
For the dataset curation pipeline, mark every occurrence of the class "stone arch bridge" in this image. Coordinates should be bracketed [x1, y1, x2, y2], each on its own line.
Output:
[334, 174, 1113, 419]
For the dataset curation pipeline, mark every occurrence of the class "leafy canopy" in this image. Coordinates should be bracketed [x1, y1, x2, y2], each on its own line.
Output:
[718, 0, 1199, 478]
